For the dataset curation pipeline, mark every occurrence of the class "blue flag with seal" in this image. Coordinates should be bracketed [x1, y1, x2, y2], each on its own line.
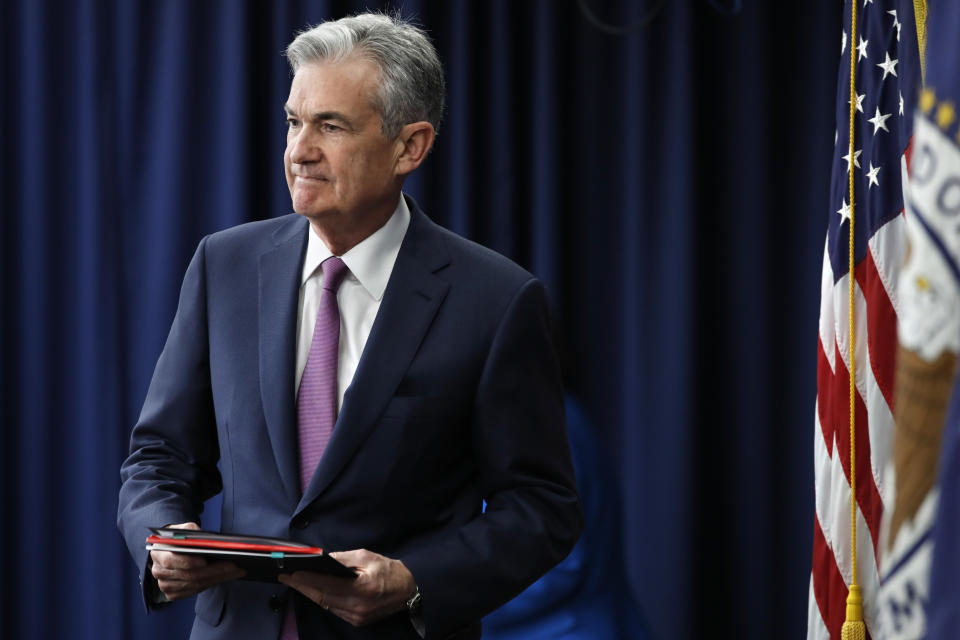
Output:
[921, 1, 960, 631]
[877, 1, 960, 638]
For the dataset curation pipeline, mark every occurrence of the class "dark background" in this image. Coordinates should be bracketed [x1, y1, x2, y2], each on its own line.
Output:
[0, 0, 840, 637]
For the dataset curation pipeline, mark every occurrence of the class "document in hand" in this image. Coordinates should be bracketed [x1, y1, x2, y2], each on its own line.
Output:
[145, 527, 357, 582]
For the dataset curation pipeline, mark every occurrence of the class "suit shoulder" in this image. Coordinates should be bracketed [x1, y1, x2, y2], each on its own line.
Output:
[202, 214, 305, 255]
[431, 224, 535, 288]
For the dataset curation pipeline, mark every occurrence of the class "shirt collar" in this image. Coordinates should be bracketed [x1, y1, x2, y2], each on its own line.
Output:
[300, 196, 410, 301]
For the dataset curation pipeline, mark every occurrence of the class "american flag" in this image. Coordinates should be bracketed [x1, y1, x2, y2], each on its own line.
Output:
[808, 1, 921, 637]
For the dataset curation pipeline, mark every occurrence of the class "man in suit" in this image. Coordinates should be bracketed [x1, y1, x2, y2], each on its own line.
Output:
[117, 12, 582, 640]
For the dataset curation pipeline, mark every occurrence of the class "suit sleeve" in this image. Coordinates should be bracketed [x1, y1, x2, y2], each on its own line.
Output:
[399, 277, 584, 638]
[116, 237, 222, 607]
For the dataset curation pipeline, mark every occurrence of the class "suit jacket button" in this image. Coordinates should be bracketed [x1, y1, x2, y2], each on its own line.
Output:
[268, 594, 284, 611]
[292, 515, 310, 529]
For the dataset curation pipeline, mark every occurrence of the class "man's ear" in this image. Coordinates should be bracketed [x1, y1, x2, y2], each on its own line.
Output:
[394, 122, 435, 176]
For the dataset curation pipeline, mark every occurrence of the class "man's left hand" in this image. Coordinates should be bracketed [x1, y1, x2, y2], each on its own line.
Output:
[278, 549, 417, 627]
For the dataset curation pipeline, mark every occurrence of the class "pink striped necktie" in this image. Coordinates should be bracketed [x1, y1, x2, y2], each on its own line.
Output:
[281, 255, 349, 640]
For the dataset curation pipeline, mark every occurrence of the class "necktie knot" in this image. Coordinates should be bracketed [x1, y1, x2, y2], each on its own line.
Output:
[321, 256, 349, 293]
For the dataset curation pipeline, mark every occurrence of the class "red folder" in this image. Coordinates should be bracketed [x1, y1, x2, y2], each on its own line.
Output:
[145, 527, 356, 582]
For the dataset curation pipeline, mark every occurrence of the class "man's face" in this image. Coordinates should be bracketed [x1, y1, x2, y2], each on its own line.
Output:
[284, 57, 401, 226]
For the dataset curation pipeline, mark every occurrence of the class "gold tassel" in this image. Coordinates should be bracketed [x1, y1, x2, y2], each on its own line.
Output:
[841, 584, 866, 640]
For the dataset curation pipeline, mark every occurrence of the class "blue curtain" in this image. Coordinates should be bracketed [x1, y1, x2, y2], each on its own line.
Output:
[0, 1, 839, 638]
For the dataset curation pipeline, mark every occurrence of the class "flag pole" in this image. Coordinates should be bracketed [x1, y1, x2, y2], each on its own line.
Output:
[842, 0, 866, 637]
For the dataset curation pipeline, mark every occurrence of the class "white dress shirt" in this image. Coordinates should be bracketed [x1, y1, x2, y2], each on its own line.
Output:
[295, 196, 410, 410]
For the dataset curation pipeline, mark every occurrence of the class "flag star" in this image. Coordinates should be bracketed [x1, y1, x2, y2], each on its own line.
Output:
[899, 92, 904, 115]
[888, 10, 902, 41]
[842, 30, 847, 54]
[858, 37, 869, 61]
[877, 52, 899, 80]
[837, 199, 851, 222]
[868, 107, 892, 134]
[835, 129, 839, 145]
[842, 148, 862, 172]
[863, 0, 873, 6]
[850, 92, 866, 113]
[866, 163, 881, 188]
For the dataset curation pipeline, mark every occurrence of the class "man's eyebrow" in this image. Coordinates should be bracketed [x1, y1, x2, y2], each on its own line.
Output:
[311, 111, 355, 127]
[283, 105, 355, 128]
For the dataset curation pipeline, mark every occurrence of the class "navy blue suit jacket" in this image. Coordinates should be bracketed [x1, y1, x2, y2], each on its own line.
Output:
[118, 199, 582, 639]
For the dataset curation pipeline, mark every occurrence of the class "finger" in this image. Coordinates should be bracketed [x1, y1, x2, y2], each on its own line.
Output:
[279, 574, 329, 607]
[317, 592, 368, 614]
[282, 571, 360, 598]
[156, 563, 245, 600]
[151, 549, 209, 571]
[153, 560, 243, 583]
[155, 567, 242, 585]
[279, 573, 363, 609]
[279, 573, 327, 597]
[324, 596, 389, 628]
[328, 549, 372, 568]
[157, 579, 202, 600]
[280, 571, 340, 591]
[193, 563, 246, 588]
[157, 566, 244, 593]
[279, 574, 387, 627]
[327, 605, 366, 627]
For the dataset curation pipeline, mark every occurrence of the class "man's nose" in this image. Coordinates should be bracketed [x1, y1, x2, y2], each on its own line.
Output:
[288, 127, 321, 164]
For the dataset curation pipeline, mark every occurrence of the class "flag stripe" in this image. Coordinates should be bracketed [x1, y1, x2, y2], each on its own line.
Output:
[814, 401, 883, 619]
[866, 200, 906, 321]
[819, 237, 838, 375]
[812, 514, 849, 640]
[813, 412, 882, 639]
[808, 574, 832, 640]
[817, 338, 885, 558]
[857, 237, 899, 412]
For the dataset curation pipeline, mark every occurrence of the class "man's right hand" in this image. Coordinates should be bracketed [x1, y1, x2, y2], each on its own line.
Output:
[149, 522, 246, 601]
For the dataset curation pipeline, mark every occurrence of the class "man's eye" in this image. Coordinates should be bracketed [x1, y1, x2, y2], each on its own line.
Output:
[322, 123, 342, 133]
[286, 118, 300, 128]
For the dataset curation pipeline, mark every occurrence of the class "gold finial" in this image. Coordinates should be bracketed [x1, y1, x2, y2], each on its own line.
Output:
[936, 101, 956, 130]
[920, 88, 936, 115]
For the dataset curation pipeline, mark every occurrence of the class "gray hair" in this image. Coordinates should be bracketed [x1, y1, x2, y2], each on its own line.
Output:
[285, 13, 445, 139]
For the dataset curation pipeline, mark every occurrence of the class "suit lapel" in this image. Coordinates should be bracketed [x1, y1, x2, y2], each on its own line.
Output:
[259, 216, 309, 506]
[296, 202, 451, 514]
